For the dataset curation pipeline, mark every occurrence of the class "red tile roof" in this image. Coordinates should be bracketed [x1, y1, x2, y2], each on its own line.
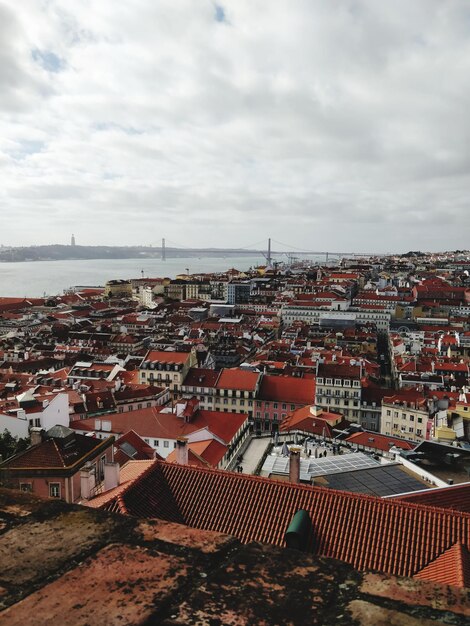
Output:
[182, 368, 220, 388]
[393, 483, 470, 513]
[345, 431, 415, 453]
[216, 369, 260, 392]
[144, 350, 190, 364]
[0, 433, 113, 471]
[102, 461, 470, 586]
[414, 542, 470, 588]
[317, 363, 362, 379]
[71, 407, 247, 446]
[258, 375, 315, 405]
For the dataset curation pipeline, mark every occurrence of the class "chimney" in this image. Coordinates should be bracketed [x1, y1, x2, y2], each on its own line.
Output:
[176, 437, 189, 465]
[80, 465, 96, 500]
[30, 427, 43, 447]
[289, 446, 302, 484]
[104, 462, 120, 490]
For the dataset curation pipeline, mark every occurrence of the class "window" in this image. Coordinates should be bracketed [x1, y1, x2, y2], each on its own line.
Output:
[417, 417, 422, 423]
[35, 418, 41, 427]
[231, 399, 236, 405]
[118, 407, 124, 413]
[223, 399, 228, 405]
[49, 483, 60, 498]
[282, 403, 287, 410]
[273, 402, 278, 409]
[409, 415, 414, 421]
[273, 413, 278, 420]
[264, 412, 269, 419]
[164, 441, 169, 448]
[138, 404, 142, 410]
[386, 410, 391, 416]
[147, 402, 151, 408]
[153, 440, 159, 446]
[20, 483, 32, 492]
[240, 399, 245, 406]
[256, 411, 261, 418]
[290, 404, 295, 410]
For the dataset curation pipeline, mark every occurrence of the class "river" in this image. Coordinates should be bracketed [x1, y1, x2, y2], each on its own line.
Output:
[0, 255, 274, 297]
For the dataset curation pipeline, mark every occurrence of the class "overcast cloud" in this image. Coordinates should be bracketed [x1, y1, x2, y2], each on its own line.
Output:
[1, 0, 469, 252]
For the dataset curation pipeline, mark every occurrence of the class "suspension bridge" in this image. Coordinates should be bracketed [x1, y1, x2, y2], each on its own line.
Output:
[153, 237, 391, 263]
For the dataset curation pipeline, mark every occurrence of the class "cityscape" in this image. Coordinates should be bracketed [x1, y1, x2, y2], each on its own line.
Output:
[0, 250, 470, 623]
[2, 0, 470, 624]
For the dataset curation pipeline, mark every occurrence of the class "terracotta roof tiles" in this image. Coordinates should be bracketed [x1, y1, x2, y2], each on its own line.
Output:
[101, 461, 470, 586]
[414, 542, 470, 588]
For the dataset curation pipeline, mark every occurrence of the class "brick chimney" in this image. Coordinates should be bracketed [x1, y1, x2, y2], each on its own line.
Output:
[176, 437, 189, 465]
[289, 446, 302, 484]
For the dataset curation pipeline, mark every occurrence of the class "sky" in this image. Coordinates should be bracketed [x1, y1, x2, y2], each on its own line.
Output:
[1, 0, 470, 253]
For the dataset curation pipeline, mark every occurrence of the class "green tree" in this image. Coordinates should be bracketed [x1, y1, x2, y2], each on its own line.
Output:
[0, 430, 30, 463]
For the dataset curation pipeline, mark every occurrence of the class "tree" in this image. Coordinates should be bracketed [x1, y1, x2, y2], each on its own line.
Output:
[0, 430, 29, 463]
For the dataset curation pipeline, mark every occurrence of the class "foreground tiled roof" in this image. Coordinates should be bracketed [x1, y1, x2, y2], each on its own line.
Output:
[1, 488, 469, 625]
[102, 461, 470, 587]
[414, 542, 470, 588]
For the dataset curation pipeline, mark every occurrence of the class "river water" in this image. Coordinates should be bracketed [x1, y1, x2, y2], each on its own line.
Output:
[0, 255, 274, 297]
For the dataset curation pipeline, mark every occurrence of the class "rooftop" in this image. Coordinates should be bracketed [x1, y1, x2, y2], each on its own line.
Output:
[0, 488, 468, 625]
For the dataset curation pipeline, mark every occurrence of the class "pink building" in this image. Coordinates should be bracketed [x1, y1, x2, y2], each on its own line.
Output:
[254, 375, 315, 433]
[0, 425, 115, 503]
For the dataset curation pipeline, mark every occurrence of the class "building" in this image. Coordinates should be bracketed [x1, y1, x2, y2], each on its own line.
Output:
[227, 282, 251, 305]
[0, 425, 115, 503]
[214, 369, 261, 417]
[254, 375, 315, 433]
[139, 350, 196, 394]
[104, 280, 133, 299]
[70, 399, 249, 468]
[380, 391, 431, 442]
[315, 363, 362, 422]
[0, 391, 69, 439]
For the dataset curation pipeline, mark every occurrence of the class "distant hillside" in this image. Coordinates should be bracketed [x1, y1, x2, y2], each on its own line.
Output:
[0, 245, 265, 263]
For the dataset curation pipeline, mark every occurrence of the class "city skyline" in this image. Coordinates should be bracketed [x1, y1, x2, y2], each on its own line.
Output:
[1, 1, 470, 250]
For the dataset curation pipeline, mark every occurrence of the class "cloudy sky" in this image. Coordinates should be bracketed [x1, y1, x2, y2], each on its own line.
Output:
[1, 1, 469, 253]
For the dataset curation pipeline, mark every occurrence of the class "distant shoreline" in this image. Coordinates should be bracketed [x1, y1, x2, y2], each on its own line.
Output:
[0, 246, 269, 264]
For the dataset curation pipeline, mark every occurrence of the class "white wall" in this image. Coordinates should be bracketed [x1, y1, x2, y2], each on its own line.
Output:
[40, 393, 70, 430]
[0, 412, 29, 439]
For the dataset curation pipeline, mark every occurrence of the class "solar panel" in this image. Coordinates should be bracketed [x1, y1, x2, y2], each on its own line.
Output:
[262, 452, 380, 481]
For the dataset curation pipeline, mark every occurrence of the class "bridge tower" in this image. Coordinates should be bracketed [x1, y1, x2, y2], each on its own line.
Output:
[162, 238, 166, 261]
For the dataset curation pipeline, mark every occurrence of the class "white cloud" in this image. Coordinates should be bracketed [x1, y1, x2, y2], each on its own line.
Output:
[1, 0, 469, 251]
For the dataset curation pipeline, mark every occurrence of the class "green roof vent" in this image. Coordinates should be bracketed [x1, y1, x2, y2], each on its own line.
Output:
[285, 509, 312, 551]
